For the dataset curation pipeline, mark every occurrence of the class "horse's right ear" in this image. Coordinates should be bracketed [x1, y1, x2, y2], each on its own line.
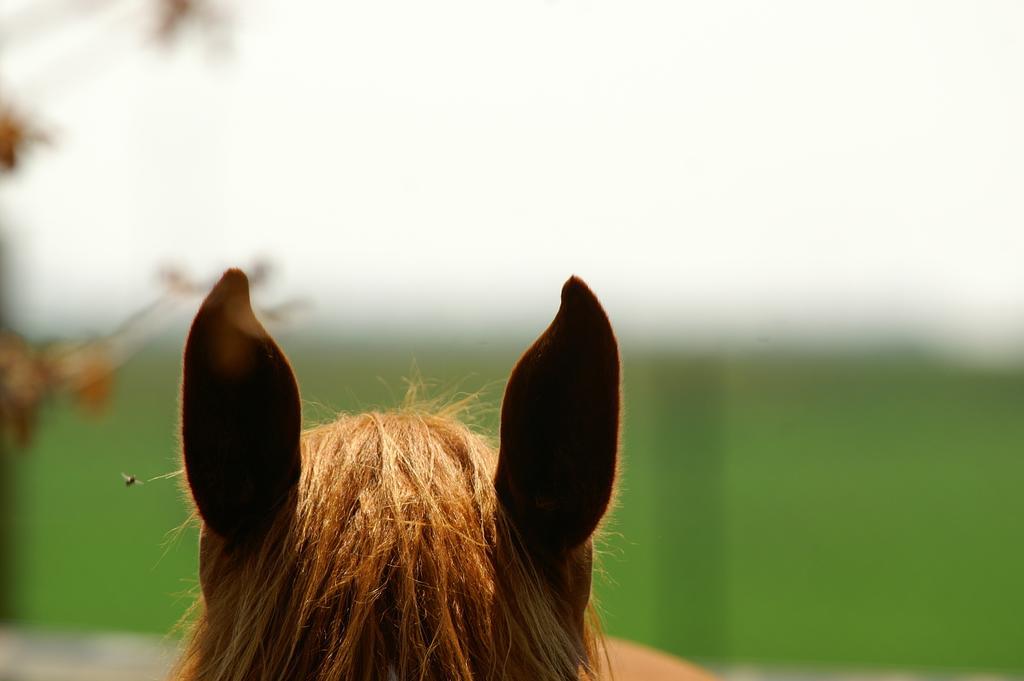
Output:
[181, 269, 302, 541]
[496, 276, 621, 555]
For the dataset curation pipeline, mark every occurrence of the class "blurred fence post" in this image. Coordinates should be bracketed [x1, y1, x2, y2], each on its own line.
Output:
[649, 356, 727, 661]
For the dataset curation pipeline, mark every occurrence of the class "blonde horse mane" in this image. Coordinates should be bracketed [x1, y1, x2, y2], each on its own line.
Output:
[173, 409, 603, 681]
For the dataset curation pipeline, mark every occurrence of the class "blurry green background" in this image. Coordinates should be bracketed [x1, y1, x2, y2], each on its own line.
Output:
[4, 1, 1024, 675]
[8, 339, 1024, 673]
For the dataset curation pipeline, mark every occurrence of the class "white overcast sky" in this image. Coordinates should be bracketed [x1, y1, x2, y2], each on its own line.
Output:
[1, 0, 1023, 354]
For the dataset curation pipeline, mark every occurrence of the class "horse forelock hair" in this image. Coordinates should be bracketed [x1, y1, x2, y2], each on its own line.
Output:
[171, 407, 604, 681]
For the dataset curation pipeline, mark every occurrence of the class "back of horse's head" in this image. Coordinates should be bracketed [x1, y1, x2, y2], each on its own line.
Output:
[173, 270, 621, 681]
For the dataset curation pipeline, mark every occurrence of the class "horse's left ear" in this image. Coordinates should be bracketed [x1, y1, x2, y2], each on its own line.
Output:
[496, 276, 621, 554]
[181, 269, 302, 541]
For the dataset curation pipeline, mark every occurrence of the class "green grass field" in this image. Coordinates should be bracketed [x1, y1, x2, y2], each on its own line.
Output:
[7, 340, 1024, 673]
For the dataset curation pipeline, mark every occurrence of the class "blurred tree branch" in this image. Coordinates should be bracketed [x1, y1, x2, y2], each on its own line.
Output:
[0, 0, 248, 448]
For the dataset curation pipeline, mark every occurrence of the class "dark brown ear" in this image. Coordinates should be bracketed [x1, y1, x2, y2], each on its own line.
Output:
[181, 269, 301, 540]
[496, 276, 621, 554]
